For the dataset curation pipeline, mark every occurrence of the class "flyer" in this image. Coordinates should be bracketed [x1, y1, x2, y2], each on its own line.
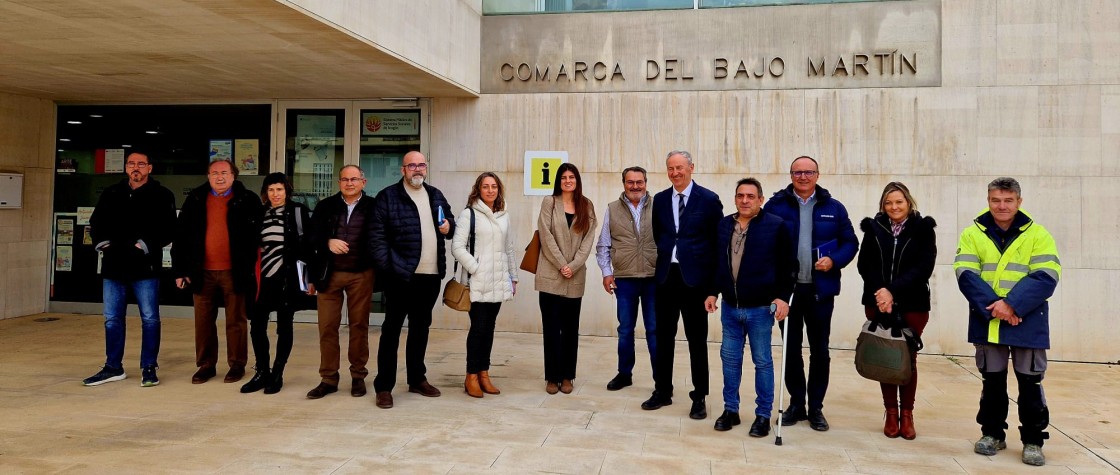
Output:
[104, 149, 125, 173]
[55, 246, 73, 272]
[57, 218, 74, 245]
[83, 226, 93, 245]
[235, 139, 260, 175]
[210, 140, 233, 162]
[76, 207, 94, 225]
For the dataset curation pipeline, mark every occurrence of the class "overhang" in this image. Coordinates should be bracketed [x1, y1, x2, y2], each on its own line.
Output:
[0, 0, 479, 102]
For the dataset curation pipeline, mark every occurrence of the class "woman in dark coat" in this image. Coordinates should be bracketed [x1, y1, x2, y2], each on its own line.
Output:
[241, 173, 314, 394]
[856, 181, 936, 440]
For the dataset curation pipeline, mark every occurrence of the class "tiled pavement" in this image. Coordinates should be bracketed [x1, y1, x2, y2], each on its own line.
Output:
[0, 313, 1117, 474]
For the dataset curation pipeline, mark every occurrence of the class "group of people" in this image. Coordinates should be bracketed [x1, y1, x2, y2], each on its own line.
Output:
[81, 149, 1060, 467]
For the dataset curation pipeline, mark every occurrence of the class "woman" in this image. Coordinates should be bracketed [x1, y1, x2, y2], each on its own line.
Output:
[241, 173, 314, 395]
[536, 163, 596, 395]
[451, 172, 518, 398]
[856, 181, 936, 439]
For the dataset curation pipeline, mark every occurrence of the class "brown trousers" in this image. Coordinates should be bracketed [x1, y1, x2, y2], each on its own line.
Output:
[317, 269, 374, 385]
[193, 270, 249, 369]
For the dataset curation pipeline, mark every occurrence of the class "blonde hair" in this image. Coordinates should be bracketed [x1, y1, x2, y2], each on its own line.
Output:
[879, 181, 918, 215]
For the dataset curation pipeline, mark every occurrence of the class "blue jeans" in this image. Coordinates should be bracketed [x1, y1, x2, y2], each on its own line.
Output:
[103, 278, 161, 369]
[721, 304, 774, 417]
[614, 277, 657, 376]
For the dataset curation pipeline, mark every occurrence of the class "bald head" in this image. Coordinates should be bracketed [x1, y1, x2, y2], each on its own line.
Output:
[401, 151, 428, 189]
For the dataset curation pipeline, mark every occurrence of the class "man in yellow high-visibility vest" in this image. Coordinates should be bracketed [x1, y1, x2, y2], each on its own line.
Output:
[954, 177, 1060, 467]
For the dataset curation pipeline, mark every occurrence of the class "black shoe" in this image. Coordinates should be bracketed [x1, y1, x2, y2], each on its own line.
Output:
[749, 416, 771, 437]
[781, 405, 807, 426]
[306, 382, 338, 399]
[641, 392, 672, 410]
[263, 372, 284, 395]
[689, 399, 707, 420]
[713, 410, 741, 431]
[239, 368, 270, 394]
[808, 409, 830, 431]
[352, 378, 367, 397]
[606, 373, 633, 391]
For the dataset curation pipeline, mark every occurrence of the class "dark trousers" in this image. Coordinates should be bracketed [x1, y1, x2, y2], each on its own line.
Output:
[374, 274, 441, 392]
[249, 276, 295, 372]
[781, 282, 834, 411]
[652, 264, 709, 400]
[864, 306, 929, 410]
[540, 292, 582, 382]
[467, 302, 502, 373]
[316, 269, 373, 385]
[193, 270, 248, 369]
[976, 344, 1050, 445]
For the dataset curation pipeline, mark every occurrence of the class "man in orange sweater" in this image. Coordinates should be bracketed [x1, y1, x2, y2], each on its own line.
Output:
[173, 159, 264, 384]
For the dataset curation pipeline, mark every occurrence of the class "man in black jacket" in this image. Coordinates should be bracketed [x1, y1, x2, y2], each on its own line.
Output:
[305, 164, 378, 400]
[370, 151, 454, 409]
[704, 178, 796, 437]
[84, 151, 176, 387]
[172, 159, 263, 385]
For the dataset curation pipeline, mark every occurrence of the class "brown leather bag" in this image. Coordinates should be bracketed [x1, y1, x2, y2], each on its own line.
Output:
[519, 230, 541, 274]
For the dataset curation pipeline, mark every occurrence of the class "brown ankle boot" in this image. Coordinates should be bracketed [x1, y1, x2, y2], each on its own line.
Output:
[478, 370, 500, 395]
[884, 408, 900, 438]
[464, 374, 483, 398]
[900, 409, 916, 440]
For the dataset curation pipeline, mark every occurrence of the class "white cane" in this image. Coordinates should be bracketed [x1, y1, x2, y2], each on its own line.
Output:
[775, 293, 794, 446]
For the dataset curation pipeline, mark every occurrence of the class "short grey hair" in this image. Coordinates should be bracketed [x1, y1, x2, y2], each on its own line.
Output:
[987, 177, 1021, 196]
[339, 164, 365, 178]
[666, 150, 693, 166]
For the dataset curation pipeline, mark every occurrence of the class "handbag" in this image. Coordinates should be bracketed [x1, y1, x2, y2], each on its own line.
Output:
[442, 208, 476, 312]
[519, 230, 541, 274]
[854, 311, 914, 386]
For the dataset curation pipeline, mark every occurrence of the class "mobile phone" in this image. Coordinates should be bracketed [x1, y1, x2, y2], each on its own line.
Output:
[438, 206, 445, 223]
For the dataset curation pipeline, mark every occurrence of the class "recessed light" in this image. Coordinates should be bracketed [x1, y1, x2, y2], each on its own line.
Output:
[58, 149, 64, 152]
[122, 144, 132, 148]
[89, 114, 103, 118]
[67, 120, 82, 125]
[145, 130, 158, 134]
[59, 138, 70, 142]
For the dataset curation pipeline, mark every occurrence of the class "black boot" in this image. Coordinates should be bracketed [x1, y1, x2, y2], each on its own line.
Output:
[240, 367, 270, 393]
[264, 366, 284, 395]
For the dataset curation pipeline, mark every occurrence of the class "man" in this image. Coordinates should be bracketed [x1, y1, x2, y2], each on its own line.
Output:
[370, 151, 454, 409]
[595, 166, 657, 391]
[642, 150, 723, 420]
[704, 178, 795, 437]
[955, 177, 1060, 467]
[762, 156, 857, 431]
[305, 165, 378, 399]
[173, 159, 263, 384]
[83, 151, 176, 387]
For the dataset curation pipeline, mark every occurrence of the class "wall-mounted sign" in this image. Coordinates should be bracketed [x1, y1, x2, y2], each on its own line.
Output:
[482, 0, 940, 93]
[523, 151, 568, 196]
[362, 112, 419, 136]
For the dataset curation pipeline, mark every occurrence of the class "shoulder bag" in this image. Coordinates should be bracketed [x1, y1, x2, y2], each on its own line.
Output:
[442, 208, 475, 312]
[854, 310, 914, 386]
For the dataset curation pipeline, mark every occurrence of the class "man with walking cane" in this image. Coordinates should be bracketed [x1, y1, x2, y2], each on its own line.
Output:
[704, 178, 796, 438]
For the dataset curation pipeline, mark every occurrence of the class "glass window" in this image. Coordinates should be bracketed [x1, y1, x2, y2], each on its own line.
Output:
[52, 104, 272, 305]
[701, 0, 881, 7]
[485, 0, 693, 14]
[357, 109, 422, 193]
[283, 109, 346, 211]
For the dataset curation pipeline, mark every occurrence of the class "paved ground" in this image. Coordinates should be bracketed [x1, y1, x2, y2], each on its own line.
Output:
[0, 313, 1117, 474]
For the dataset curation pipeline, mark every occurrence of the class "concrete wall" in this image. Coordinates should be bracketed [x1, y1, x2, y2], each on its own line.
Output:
[0, 92, 54, 319]
[424, 0, 1120, 363]
[281, 0, 482, 94]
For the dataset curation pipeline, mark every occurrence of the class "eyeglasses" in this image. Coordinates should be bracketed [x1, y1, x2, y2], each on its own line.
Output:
[208, 171, 232, 178]
[125, 162, 149, 168]
[624, 180, 645, 187]
[791, 170, 818, 178]
[404, 163, 428, 171]
[339, 177, 365, 183]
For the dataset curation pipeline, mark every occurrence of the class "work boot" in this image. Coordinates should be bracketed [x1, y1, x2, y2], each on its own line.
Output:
[974, 435, 1007, 456]
[464, 373, 483, 398]
[1022, 444, 1045, 466]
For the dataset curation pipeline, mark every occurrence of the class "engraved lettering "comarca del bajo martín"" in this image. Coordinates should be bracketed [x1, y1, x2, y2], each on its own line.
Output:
[500, 62, 625, 82]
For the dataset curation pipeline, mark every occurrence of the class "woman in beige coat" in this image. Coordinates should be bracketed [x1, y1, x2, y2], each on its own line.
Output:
[536, 163, 597, 395]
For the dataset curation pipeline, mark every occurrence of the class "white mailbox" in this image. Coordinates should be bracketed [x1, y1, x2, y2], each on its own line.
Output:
[0, 173, 24, 209]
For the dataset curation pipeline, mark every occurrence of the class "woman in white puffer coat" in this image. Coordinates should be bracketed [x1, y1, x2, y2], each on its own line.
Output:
[451, 172, 518, 398]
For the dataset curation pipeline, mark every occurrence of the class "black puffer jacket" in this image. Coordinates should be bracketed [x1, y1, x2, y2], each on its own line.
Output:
[370, 180, 454, 281]
[172, 181, 264, 294]
[309, 192, 377, 287]
[89, 178, 176, 281]
[856, 212, 937, 312]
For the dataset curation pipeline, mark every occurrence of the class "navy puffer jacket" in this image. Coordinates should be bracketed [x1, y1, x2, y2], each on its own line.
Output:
[370, 180, 455, 281]
[762, 184, 858, 297]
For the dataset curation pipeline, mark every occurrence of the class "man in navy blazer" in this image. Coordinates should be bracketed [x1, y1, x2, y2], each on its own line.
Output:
[762, 156, 858, 431]
[641, 150, 723, 420]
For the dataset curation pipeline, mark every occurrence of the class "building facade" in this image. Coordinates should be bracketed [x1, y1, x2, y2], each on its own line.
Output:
[0, 0, 1116, 362]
